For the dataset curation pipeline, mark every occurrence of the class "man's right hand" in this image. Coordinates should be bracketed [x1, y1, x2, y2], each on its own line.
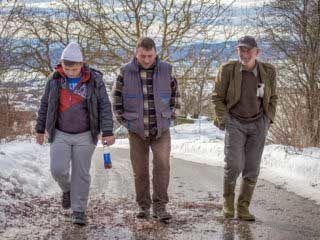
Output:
[36, 133, 45, 145]
[214, 119, 226, 131]
[217, 123, 226, 131]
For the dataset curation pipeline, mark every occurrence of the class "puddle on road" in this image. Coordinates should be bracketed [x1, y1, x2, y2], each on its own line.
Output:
[1, 194, 317, 240]
[0, 195, 235, 240]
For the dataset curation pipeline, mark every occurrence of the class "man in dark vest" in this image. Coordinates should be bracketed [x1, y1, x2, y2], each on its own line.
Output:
[212, 36, 278, 221]
[112, 37, 180, 222]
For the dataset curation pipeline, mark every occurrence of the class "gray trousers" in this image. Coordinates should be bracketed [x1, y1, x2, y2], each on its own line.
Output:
[50, 129, 96, 212]
[224, 115, 269, 183]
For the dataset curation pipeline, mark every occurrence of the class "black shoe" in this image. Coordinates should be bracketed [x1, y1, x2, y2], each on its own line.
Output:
[153, 207, 172, 222]
[72, 211, 86, 226]
[136, 208, 150, 219]
[62, 191, 71, 209]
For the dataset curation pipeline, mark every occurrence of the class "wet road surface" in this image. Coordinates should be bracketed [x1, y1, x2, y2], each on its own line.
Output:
[1, 147, 320, 239]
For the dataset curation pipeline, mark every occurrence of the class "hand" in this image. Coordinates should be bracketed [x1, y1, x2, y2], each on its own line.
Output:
[213, 118, 226, 131]
[102, 135, 115, 146]
[214, 119, 225, 131]
[218, 123, 226, 131]
[264, 115, 271, 129]
[36, 133, 45, 145]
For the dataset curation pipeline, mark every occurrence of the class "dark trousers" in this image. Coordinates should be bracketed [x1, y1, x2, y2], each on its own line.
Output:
[128, 130, 171, 209]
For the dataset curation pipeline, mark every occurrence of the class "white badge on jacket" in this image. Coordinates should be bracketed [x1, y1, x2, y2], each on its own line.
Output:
[257, 83, 264, 98]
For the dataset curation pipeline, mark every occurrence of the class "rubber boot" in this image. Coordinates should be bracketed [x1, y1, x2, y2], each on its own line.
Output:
[237, 179, 256, 221]
[223, 178, 236, 218]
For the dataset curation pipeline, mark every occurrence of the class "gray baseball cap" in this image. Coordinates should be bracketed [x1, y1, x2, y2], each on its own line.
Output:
[236, 36, 258, 49]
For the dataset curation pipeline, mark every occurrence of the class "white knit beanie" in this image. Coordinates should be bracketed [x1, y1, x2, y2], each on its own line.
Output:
[60, 42, 83, 62]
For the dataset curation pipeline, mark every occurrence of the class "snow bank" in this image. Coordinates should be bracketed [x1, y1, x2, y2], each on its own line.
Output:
[0, 140, 58, 197]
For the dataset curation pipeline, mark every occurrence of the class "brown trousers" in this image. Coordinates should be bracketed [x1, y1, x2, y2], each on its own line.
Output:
[128, 130, 171, 209]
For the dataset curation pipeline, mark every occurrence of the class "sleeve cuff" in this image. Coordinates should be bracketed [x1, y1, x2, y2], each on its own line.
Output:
[102, 132, 114, 137]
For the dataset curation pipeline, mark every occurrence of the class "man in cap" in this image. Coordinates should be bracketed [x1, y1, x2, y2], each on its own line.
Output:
[212, 36, 277, 220]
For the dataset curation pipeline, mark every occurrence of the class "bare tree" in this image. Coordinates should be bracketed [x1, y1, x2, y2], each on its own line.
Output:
[11, 3, 81, 78]
[59, 0, 235, 117]
[177, 55, 215, 117]
[9, 0, 236, 120]
[0, 0, 22, 79]
[60, 0, 234, 62]
[0, 1, 26, 141]
[258, 0, 320, 147]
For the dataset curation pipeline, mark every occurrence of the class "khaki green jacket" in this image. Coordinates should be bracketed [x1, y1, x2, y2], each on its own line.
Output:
[212, 60, 277, 129]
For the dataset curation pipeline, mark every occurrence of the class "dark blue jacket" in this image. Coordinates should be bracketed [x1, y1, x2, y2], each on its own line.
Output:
[35, 65, 113, 145]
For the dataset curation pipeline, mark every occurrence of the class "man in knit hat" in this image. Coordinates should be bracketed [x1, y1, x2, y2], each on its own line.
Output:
[212, 36, 277, 221]
[35, 42, 115, 225]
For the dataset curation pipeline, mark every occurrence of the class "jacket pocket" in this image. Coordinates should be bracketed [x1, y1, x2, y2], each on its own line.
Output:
[123, 93, 139, 112]
[122, 112, 139, 131]
[161, 110, 172, 129]
[122, 112, 138, 120]
[159, 90, 171, 111]
[161, 110, 172, 119]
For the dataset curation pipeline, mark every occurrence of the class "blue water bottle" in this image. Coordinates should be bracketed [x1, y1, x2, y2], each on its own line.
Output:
[103, 146, 112, 169]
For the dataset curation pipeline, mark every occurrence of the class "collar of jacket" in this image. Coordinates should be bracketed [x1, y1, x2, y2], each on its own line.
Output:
[234, 60, 269, 86]
[239, 62, 258, 77]
[129, 55, 161, 73]
[257, 61, 269, 86]
[54, 63, 91, 83]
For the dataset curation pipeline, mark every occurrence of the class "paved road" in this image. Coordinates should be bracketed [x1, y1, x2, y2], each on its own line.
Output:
[1, 147, 320, 239]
